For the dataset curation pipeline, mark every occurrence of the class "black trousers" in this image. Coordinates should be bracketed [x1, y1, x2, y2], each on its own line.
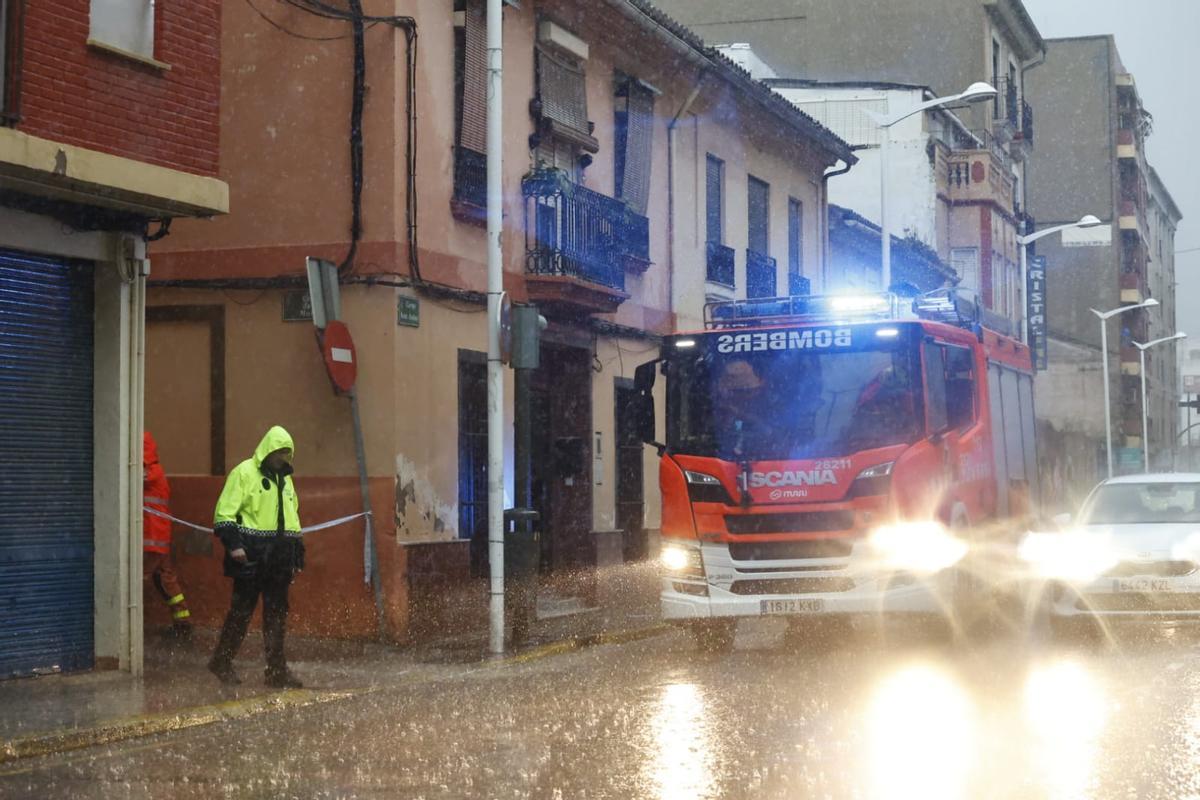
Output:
[211, 569, 293, 673]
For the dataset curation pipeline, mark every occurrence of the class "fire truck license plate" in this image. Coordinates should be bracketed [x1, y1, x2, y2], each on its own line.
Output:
[761, 599, 825, 615]
[1114, 578, 1169, 593]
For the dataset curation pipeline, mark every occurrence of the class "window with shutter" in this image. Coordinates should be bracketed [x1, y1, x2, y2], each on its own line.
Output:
[748, 176, 770, 256]
[536, 45, 598, 153]
[90, 0, 155, 59]
[614, 77, 655, 215]
[706, 154, 724, 246]
[453, 1, 487, 218]
[788, 198, 803, 279]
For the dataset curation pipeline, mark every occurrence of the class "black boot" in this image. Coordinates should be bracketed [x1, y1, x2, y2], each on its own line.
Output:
[264, 667, 303, 689]
[208, 659, 242, 685]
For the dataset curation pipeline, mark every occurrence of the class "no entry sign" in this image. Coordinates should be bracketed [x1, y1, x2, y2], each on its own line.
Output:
[322, 320, 357, 393]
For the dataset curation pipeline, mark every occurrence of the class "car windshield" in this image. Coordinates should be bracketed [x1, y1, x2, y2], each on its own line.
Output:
[1081, 482, 1200, 525]
[667, 326, 924, 460]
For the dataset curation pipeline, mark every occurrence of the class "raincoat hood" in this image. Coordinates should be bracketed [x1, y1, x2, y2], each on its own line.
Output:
[253, 425, 295, 467]
[143, 431, 160, 466]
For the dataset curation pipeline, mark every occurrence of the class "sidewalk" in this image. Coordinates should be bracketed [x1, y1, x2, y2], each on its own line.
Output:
[0, 560, 665, 765]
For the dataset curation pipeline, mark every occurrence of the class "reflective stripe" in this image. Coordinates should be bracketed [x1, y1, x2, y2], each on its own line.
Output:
[143, 496, 170, 506]
[144, 539, 170, 548]
[167, 593, 185, 606]
[172, 609, 191, 620]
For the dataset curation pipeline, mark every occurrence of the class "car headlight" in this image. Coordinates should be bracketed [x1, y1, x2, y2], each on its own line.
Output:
[1018, 530, 1120, 583]
[660, 541, 704, 578]
[868, 521, 967, 574]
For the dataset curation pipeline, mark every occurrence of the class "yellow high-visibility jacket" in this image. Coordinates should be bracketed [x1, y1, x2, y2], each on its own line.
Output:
[213, 426, 303, 575]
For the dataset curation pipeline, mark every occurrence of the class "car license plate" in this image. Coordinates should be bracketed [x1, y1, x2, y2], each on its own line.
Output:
[1113, 578, 1169, 593]
[761, 599, 825, 615]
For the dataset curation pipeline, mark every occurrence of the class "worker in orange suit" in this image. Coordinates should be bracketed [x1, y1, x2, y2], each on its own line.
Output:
[143, 432, 192, 639]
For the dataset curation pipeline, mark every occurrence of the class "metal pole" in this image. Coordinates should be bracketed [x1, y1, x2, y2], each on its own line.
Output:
[486, 0, 506, 656]
[1101, 318, 1113, 478]
[349, 388, 385, 639]
[1141, 348, 1149, 473]
[879, 123, 891, 291]
[1019, 237, 1029, 345]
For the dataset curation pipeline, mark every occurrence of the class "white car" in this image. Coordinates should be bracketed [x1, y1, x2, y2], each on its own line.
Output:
[1021, 474, 1200, 624]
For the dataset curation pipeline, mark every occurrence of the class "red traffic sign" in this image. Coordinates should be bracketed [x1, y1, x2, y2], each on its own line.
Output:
[321, 320, 357, 393]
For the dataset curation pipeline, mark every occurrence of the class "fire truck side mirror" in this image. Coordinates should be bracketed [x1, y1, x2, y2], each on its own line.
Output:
[633, 361, 660, 448]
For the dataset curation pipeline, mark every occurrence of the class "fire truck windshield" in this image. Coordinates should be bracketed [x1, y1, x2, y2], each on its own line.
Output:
[666, 327, 924, 461]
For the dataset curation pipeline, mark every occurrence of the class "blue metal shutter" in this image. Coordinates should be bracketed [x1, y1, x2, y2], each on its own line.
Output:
[0, 250, 94, 678]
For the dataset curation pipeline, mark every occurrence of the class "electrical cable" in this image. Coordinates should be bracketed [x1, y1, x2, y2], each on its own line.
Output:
[337, 0, 366, 276]
[247, 0, 349, 39]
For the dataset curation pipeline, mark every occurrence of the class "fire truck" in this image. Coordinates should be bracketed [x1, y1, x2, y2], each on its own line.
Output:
[632, 290, 1038, 649]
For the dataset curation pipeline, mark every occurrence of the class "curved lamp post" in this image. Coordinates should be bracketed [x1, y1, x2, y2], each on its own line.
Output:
[1016, 215, 1103, 343]
[1133, 332, 1187, 472]
[869, 82, 996, 290]
[1091, 298, 1160, 478]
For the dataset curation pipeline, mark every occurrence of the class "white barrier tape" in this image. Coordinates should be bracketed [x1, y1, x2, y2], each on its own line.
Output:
[142, 507, 372, 535]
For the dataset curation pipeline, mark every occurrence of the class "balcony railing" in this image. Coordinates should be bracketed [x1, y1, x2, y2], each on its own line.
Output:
[1020, 99, 1033, 144]
[788, 273, 811, 297]
[993, 77, 1019, 127]
[746, 249, 777, 299]
[706, 241, 735, 288]
[522, 169, 649, 292]
[452, 146, 487, 222]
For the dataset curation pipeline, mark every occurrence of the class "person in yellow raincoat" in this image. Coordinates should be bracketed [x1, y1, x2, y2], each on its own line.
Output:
[207, 426, 305, 688]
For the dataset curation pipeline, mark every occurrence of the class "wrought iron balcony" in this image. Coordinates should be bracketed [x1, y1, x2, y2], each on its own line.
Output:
[788, 273, 811, 297]
[452, 146, 487, 224]
[522, 169, 642, 314]
[1020, 100, 1034, 144]
[746, 249, 777, 299]
[706, 241, 735, 288]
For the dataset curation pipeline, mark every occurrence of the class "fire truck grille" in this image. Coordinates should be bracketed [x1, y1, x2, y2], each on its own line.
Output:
[1103, 561, 1197, 578]
[724, 512, 855, 535]
[728, 539, 853, 561]
[730, 577, 856, 595]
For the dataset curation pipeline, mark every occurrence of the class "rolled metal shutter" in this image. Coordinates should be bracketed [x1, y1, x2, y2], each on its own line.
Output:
[0, 250, 94, 678]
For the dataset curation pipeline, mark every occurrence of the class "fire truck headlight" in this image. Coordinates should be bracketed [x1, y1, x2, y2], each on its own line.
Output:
[1018, 531, 1119, 583]
[661, 542, 703, 576]
[869, 521, 967, 574]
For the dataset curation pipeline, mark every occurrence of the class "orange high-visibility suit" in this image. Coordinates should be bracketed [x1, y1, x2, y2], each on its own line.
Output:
[143, 432, 191, 632]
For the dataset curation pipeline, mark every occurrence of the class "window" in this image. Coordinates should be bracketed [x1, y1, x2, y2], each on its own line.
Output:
[788, 198, 803, 280]
[748, 176, 770, 256]
[452, 1, 487, 216]
[535, 42, 597, 157]
[943, 345, 976, 430]
[951, 247, 980, 295]
[705, 154, 724, 246]
[1, 0, 23, 124]
[614, 77, 655, 215]
[90, 0, 155, 59]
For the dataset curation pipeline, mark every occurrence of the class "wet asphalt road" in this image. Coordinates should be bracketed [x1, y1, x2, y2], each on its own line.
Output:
[5, 619, 1200, 799]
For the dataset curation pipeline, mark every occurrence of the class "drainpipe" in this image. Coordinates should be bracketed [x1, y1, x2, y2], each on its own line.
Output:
[821, 160, 853, 290]
[667, 72, 706, 320]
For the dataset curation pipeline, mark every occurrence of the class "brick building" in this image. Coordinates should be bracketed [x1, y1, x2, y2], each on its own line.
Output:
[0, 0, 227, 677]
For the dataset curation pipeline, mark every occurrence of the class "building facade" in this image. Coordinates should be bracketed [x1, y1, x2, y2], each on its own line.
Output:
[0, 0, 227, 677]
[663, 0, 1044, 329]
[1145, 166, 1183, 467]
[1026, 36, 1177, 496]
[150, 0, 854, 643]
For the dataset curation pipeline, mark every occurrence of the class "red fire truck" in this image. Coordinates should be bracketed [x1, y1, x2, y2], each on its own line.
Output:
[632, 290, 1038, 648]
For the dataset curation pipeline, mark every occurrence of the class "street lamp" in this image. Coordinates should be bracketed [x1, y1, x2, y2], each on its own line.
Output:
[1133, 332, 1187, 472]
[1016, 215, 1103, 343]
[869, 82, 996, 291]
[1091, 298, 1160, 478]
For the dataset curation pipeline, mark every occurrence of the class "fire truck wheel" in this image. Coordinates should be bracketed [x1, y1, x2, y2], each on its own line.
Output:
[687, 620, 737, 653]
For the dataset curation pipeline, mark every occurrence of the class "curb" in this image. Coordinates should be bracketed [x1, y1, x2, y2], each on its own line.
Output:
[0, 622, 673, 768]
[0, 688, 362, 768]
[494, 622, 673, 666]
